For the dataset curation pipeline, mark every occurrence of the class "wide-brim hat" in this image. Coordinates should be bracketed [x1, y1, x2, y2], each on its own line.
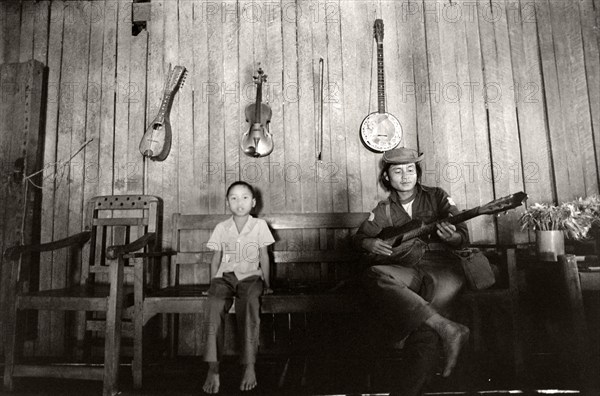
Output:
[382, 147, 424, 164]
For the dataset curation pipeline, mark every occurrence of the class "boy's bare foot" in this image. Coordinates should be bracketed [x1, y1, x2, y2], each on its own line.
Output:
[203, 362, 220, 394]
[240, 364, 257, 391]
[440, 322, 470, 377]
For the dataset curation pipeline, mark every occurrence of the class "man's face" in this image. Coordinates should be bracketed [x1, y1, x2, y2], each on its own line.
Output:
[387, 163, 418, 192]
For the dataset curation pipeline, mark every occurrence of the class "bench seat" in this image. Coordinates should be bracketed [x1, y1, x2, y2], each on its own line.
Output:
[130, 212, 523, 388]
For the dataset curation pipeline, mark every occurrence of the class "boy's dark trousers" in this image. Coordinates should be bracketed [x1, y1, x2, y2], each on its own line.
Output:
[202, 272, 264, 364]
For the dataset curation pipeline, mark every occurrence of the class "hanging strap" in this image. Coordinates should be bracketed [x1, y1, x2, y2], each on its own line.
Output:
[384, 200, 393, 227]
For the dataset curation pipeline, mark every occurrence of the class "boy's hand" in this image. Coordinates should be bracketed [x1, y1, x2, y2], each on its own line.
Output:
[263, 287, 273, 295]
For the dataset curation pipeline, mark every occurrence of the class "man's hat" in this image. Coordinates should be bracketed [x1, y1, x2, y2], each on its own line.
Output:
[382, 147, 424, 164]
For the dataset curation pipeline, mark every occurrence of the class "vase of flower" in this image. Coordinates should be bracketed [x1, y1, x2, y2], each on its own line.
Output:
[520, 201, 593, 262]
[573, 195, 600, 255]
[536, 230, 565, 261]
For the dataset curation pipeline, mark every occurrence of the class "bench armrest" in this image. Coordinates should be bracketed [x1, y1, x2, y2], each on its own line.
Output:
[122, 250, 176, 259]
[106, 232, 156, 260]
[4, 231, 91, 261]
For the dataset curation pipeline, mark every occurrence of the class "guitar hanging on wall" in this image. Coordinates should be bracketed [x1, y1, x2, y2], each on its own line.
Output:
[139, 65, 187, 161]
[242, 67, 274, 158]
[360, 19, 403, 153]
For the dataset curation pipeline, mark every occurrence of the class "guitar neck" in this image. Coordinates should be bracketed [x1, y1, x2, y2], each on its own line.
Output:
[377, 43, 386, 113]
[402, 207, 481, 242]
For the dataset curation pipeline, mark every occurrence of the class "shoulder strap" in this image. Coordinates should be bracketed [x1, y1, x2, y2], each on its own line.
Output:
[383, 200, 393, 227]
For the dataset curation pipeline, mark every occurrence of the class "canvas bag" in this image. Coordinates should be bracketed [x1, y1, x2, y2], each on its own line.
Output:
[452, 247, 496, 290]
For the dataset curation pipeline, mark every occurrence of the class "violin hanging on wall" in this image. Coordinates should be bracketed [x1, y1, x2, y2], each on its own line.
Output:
[139, 65, 187, 161]
[242, 68, 274, 158]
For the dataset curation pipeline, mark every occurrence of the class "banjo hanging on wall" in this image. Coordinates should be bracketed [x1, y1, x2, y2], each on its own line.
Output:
[360, 19, 403, 153]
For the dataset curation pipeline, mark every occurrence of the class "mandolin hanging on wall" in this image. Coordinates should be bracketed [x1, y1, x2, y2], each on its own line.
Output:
[139, 65, 187, 161]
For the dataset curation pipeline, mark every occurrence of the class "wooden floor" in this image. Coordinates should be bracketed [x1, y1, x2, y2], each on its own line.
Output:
[2, 355, 598, 396]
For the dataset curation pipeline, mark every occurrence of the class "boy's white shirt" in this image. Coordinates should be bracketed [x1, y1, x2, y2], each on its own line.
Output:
[206, 215, 275, 280]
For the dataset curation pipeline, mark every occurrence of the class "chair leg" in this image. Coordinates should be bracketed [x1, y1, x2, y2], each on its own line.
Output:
[510, 296, 524, 380]
[3, 300, 18, 391]
[103, 258, 124, 396]
[132, 310, 143, 388]
[3, 258, 21, 392]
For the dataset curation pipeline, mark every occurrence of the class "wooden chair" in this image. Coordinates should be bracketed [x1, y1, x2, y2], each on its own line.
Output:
[3, 195, 162, 396]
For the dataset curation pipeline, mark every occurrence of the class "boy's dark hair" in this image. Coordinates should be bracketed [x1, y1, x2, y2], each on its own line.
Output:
[379, 162, 422, 191]
[227, 181, 255, 198]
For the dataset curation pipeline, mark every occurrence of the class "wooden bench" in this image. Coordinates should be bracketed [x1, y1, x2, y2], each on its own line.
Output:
[130, 212, 523, 388]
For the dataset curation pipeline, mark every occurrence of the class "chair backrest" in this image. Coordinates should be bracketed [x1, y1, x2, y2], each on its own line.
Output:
[82, 195, 162, 284]
[170, 212, 369, 288]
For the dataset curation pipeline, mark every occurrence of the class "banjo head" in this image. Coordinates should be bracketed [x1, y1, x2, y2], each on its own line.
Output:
[360, 112, 403, 152]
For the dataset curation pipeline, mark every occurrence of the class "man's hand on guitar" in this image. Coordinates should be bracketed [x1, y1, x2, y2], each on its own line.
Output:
[436, 222, 461, 246]
[362, 238, 393, 256]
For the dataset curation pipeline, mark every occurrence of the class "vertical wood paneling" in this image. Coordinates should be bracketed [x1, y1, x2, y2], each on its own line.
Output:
[550, 0, 596, 198]
[237, 0, 254, 216]
[67, 0, 91, 247]
[222, 2, 240, 195]
[560, 1, 598, 196]
[191, 1, 211, 325]
[163, 0, 180, 247]
[579, 0, 600, 188]
[456, 0, 495, 243]
[327, 0, 348, 213]
[438, 1, 467, 211]
[37, 0, 65, 357]
[114, 1, 131, 195]
[177, 0, 195, 215]
[408, 0, 434, 175]
[421, 0, 449, 191]
[356, 2, 380, 210]
[535, 0, 568, 201]
[507, 0, 552, 242]
[390, 1, 417, 150]
[340, 1, 363, 213]
[128, 29, 148, 195]
[19, 1, 35, 62]
[82, 2, 104, 226]
[266, 0, 285, 214]
[145, 0, 164, 216]
[313, 1, 333, 215]
[207, 0, 225, 215]
[192, 1, 209, 215]
[252, 1, 271, 215]
[49, 0, 81, 355]
[98, 1, 117, 197]
[177, 0, 197, 355]
[32, 1, 50, 64]
[477, 0, 525, 244]
[0, 2, 21, 64]
[297, 0, 318, 262]
[280, 0, 301, 272]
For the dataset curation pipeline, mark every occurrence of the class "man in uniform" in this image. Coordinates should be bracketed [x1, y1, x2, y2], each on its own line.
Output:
[354, 147, 470, 396]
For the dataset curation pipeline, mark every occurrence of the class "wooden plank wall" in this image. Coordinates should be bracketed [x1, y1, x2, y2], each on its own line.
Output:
[0, 0, 599, 356]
